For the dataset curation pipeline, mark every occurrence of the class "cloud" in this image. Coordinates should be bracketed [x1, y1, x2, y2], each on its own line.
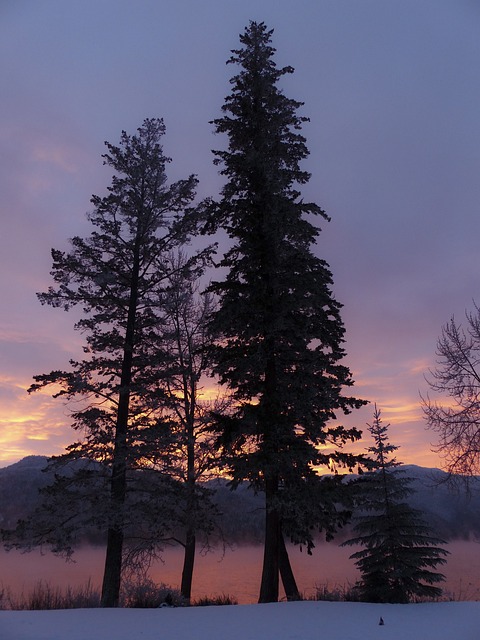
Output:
[31, 142, 78, 175]
[0, 374, 72, 466]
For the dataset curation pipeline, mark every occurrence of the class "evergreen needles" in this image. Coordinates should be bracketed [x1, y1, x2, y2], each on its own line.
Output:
[343, 406, 449, 603]
[207, 21, 366, 602]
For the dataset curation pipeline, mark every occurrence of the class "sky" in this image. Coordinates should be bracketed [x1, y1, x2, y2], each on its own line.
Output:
[1, 0, 479, 469]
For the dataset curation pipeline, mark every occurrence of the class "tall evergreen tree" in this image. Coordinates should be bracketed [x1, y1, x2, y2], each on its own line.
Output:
[29, 118, 210, 606]
[343, 406, 449, 603]
[208, 22, 365, 603]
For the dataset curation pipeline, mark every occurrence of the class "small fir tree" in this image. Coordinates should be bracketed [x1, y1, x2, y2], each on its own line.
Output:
[207, 21, 366, 602]
[343, 406, 449, 603]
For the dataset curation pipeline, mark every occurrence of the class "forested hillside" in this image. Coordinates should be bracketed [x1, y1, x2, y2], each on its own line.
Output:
[1, 457, 480, 544]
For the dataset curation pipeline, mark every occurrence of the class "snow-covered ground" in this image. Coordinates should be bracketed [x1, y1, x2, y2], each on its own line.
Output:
[1, 601, 479, 640]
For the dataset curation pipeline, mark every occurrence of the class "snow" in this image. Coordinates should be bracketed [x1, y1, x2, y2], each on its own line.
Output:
[1, 601, 479, 640]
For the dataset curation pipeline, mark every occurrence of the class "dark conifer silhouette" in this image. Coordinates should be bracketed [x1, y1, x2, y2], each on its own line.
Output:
[343, 406, 449, 603]
[207, 21, 365, 603]
[28, 119, 211, 606]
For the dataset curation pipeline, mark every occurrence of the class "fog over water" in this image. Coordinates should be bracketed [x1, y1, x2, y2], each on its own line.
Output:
[2, 541, 480, 604]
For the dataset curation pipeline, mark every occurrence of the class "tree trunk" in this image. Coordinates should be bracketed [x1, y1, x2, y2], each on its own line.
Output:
[181, 528, 196, 601]
[101, 246, 140, 607]
[180, 377, 197, 602]
[101, 375, 131, 607]
[258, 336, 280, 603]
[100, 420, 128, 607]
[101, 526, 124, 607]
[259, 477, 280, 603]
[279, 530, 300, 600]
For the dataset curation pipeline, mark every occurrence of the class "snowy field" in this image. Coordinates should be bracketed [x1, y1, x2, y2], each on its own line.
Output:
[1, 601, 480, 640]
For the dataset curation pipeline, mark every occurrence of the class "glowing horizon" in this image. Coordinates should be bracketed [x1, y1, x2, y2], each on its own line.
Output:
[0, 367, 444, 470]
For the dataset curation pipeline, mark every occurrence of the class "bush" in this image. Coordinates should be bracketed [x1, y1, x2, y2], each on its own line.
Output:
[120, 578, 186, 608]
[313, 583, 360, 602]
[3, 580, 100, 610]
[193, 594, 238, 606]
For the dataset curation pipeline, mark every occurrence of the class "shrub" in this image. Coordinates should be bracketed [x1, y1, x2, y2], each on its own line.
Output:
[120, 578, 186, 608]
[193, 594, 238, 606]
[0, 584, 7, 610]
[313, 583, 360, 602]
[5, 580, 100, 610]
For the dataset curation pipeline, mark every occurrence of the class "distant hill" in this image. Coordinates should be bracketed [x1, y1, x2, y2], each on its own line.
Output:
[401, 464, 480, 540]
[0, 456, 54, 529]
[1, 456, 480, 543]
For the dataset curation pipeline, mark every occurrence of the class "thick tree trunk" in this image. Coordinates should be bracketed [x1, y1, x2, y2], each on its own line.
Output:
[101, 526, 124, 607]
[101, 375, 131, 607]
[259, 477, 280, 603]
[181, 529, 196, 601]
[279, 530, 300, 600]
[101, 247, 140, 607]
[101, 415, 128, 606]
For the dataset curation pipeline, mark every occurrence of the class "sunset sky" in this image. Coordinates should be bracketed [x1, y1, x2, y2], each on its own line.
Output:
[1, 0, 479, 469]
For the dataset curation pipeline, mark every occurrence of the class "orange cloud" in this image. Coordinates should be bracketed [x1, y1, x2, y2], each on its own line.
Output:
[0, 374, 72, 467]
[336, 353, 444, 469]
[0, 352, 445, 472]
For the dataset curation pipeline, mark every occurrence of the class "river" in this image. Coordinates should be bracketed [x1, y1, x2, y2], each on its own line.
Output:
[1, 540, 479, 604]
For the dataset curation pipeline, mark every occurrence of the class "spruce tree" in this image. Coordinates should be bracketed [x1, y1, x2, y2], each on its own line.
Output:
[29, 118, 210, 606]
[208, 21, 365, 603]
[343, 406, 449, 603]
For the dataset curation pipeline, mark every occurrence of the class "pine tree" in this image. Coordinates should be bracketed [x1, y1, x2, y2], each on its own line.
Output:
[208, 21, 365, 603]
[343, 406, 449, 603]
[29, 118, 211, 606]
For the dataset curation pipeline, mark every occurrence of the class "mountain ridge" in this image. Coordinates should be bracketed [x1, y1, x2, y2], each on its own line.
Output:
[1, 456, 480, 543]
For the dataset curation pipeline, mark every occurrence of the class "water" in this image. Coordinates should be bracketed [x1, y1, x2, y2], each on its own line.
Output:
[1, 540, 479, 604]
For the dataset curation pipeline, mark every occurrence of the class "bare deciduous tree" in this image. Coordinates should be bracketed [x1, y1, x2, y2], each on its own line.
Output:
[149, 252, 229, 601]
[422, 306, 480, 477]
